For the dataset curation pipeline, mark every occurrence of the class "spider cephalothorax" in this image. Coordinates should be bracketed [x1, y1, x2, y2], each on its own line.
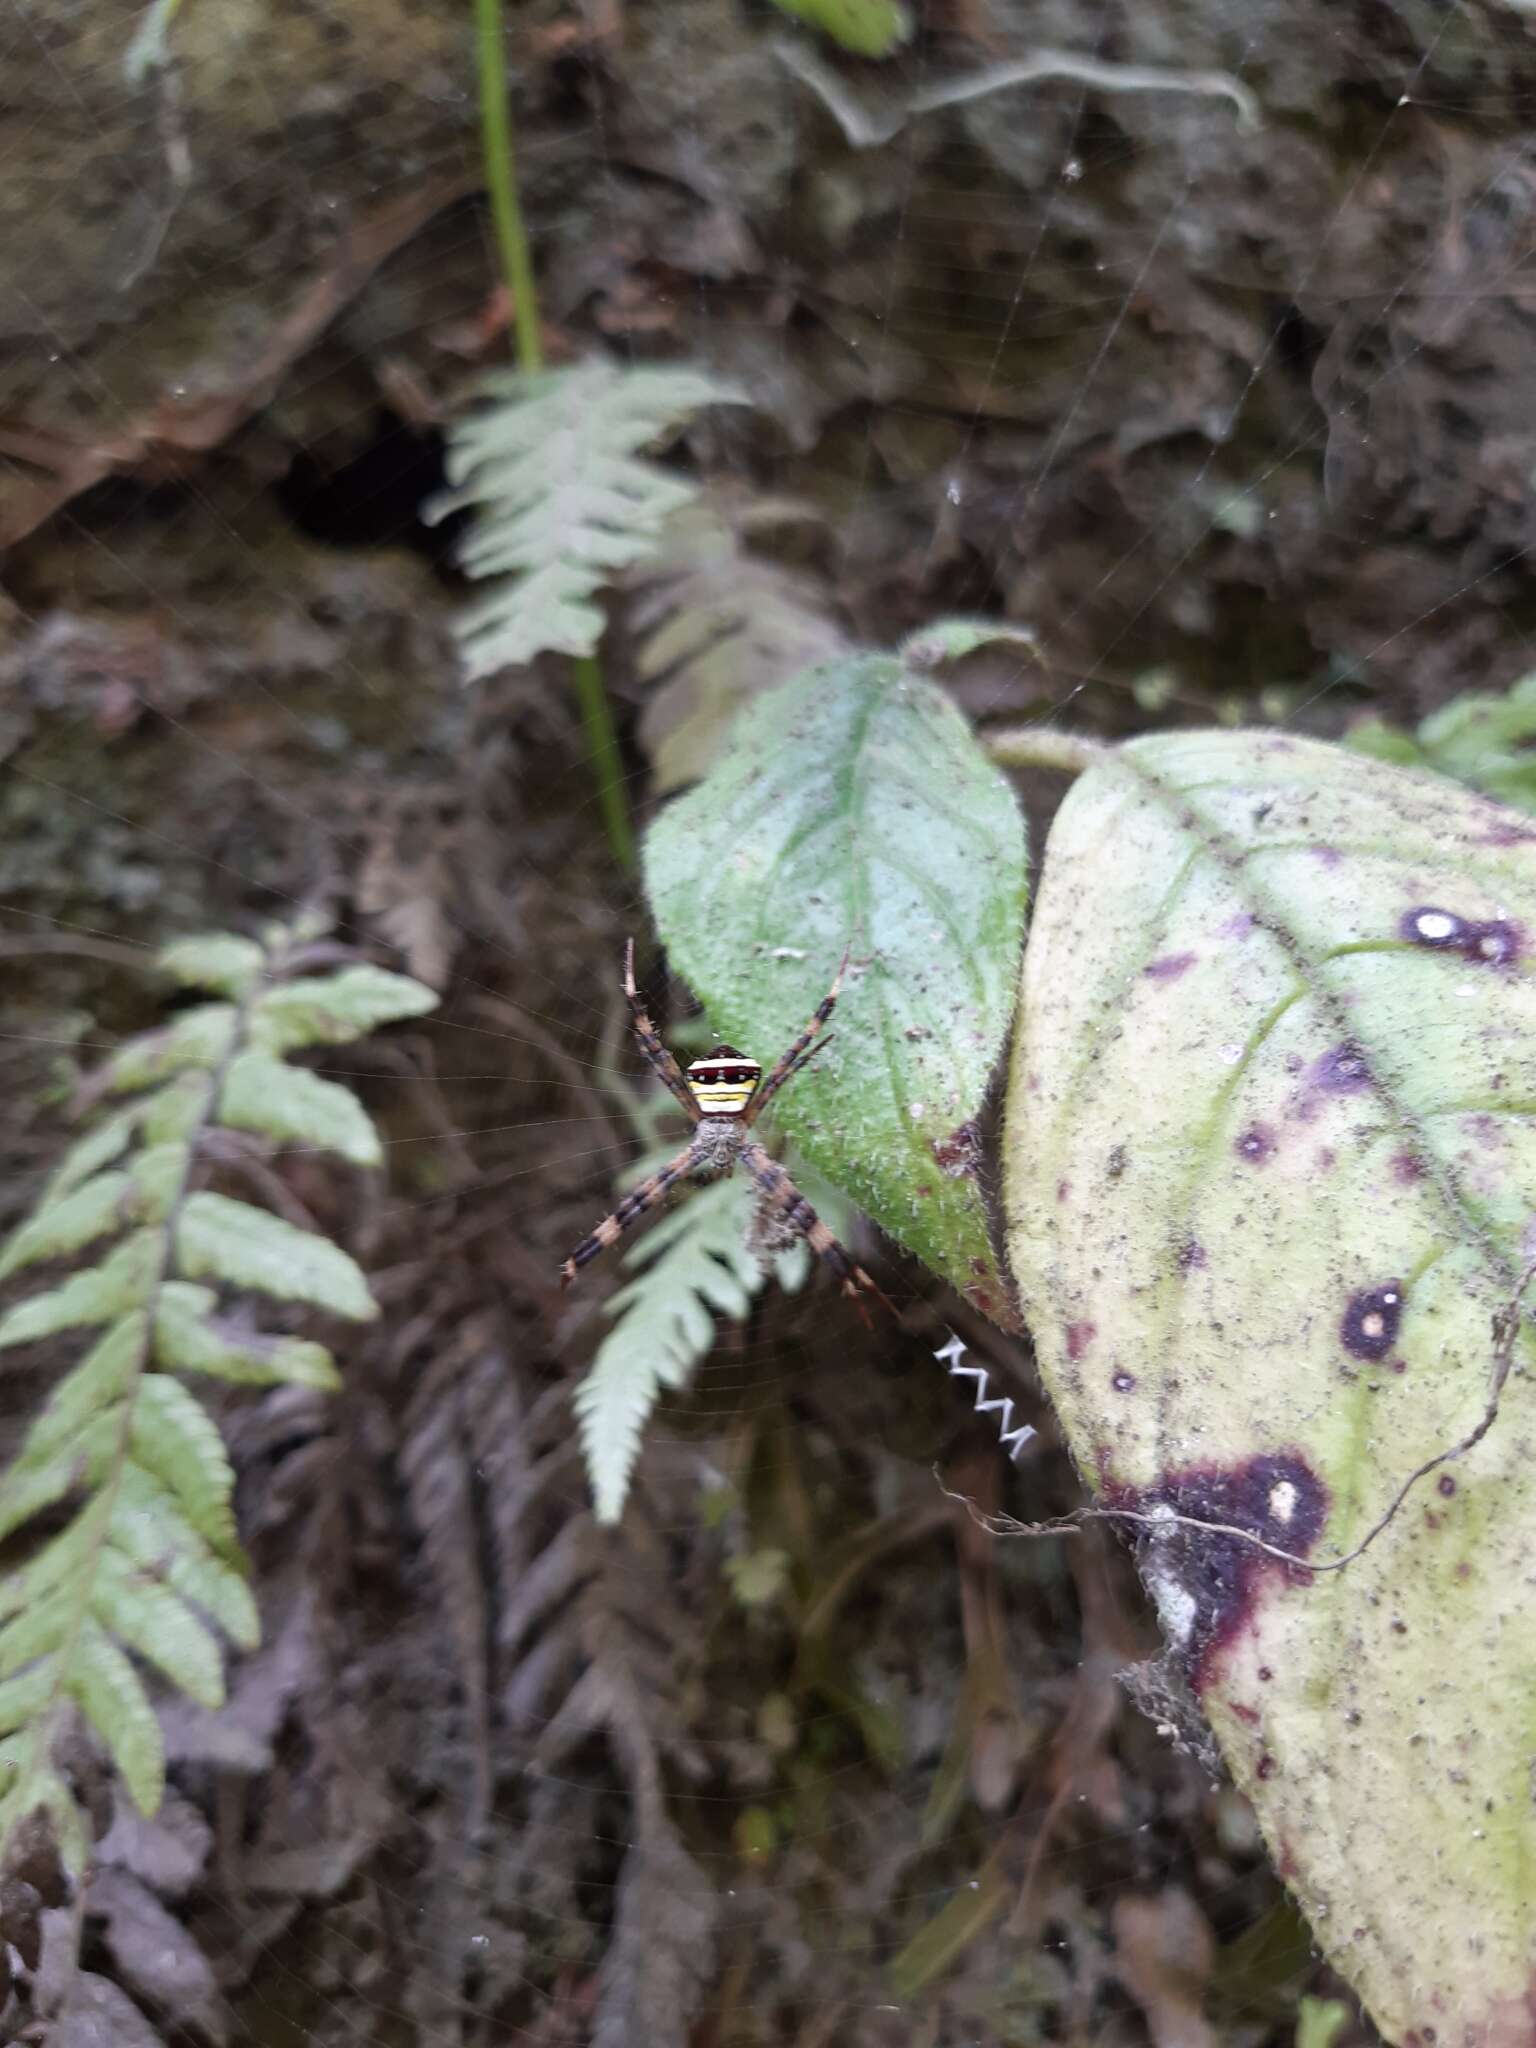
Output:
[558, 941, 888, 1317]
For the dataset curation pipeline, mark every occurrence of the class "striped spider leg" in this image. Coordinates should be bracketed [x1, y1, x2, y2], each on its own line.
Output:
[622, 937, 701, 1124]
[742, 946, 847, 1126]
[738, 1140, 893, 1326]
[559, 1138, 697, 1287]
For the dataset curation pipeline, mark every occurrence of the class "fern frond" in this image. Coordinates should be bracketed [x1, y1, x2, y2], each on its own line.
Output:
[574, 1156, 813, 1527]
[423, 359, 745, 676]
[625, 494, 850, 795]
[0, 920, 435, 1876]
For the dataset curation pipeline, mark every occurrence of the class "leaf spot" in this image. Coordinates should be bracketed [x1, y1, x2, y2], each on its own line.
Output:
[1103, 1451, 1329, 1690]
[1065, 1320, 1096, 1360]
[932, 1121, 983, 1179]
[1341, 1283, 1403, 1361]
[1235, 1124, 1277, 1165]
[1312, 1041, 1371, 1093]
[1143, 951, 1196, 982]
[1401, 905, 1524, 967]
[1112, 1370, 1137, 1392]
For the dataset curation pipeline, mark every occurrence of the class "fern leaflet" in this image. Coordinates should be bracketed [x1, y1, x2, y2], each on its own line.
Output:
[574, 1147, 854, 1524]
[0, 915, 435, 1873]
[423, 359, 745, 676]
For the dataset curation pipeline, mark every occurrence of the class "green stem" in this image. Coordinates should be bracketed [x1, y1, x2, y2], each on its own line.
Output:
[575, 654, 638, 874]
[474, 0, 543, 375]
[472, 0, 637, 874]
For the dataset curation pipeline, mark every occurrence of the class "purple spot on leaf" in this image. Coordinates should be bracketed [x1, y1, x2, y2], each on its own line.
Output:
[1101, 1451, 1329, 1692]
[1236, 1124, 1277, 1165]
[1177, 1239, 1208, 1273]
[1144, 951, 1197, 982]
[1438, 1474, 1457, 1497]
[1112, 1370, 1136, 1392]
[1401, 905, 1524, 967]
[1066, 1321, 1096, 1361]
[1313, 1041, 1371, 1093]
[1341, 1283, 1403, 1361]
[1392, 1150, 1426, 1184]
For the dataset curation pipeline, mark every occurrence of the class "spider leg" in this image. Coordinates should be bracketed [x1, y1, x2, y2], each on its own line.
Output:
[740, 1140, 893, 1325]
[745, 947, 849, 1126]
[560, 1137, 699, 1287]
[624, 938, 699, 1122]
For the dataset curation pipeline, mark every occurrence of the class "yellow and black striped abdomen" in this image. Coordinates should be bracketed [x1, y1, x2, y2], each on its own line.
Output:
[686, 1046, 761, 1117]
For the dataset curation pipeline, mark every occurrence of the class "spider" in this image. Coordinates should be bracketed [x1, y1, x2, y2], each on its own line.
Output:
[559, 940, 889, 1317]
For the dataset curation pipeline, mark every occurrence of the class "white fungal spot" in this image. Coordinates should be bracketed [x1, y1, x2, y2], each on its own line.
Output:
[1269, 1479, 1298, 1525]
[1413, 911, 1458, 942]
[908, 1101, 926, 1120]
[1148, 1561, 1198, 1648]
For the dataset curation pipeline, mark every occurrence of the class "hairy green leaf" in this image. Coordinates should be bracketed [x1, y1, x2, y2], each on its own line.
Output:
[248, 965, 437, 1056]
[219, 1051, 381, 1166]
[176, 1193, 377, 1321]
[423, 360, 746, 673]
[1004, 729, 1536, 2038]
[646, 652, 1028, 1321]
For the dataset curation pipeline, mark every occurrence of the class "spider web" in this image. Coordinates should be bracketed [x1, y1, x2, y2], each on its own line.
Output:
[1, 0, 1530, 2041]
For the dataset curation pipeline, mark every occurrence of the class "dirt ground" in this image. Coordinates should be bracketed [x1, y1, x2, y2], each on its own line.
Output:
[6, 0, 1536, 2040]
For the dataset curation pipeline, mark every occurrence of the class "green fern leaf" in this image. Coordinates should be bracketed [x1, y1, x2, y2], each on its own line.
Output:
[101, 1003, 238, 1093]
[249, 965, 438, 1055]
[219, 1052, 381, 1166]
[67, 1623, 164, 1815]
[153, 1285, 340, 1389]
[45, 1104, 144, 1203]
[115, 1464, 258, 1648]
[158, 932, 265, 997]
[423, 360, 745, 674]
[176, 1193, 377, 1320]
[574, 1164, 809, 1525]
[91, 1550, 226, 1710]
[0, 1170, 133, 1280]
[0, 1232, 159, 1347]
[0, 922, 436, 1880]
[130, 1375, 240, 1559]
